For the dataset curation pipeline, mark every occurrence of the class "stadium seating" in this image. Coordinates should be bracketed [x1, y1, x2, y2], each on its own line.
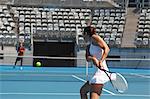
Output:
[0, 5, 17, 46]
[0, 4, 126, 48]
[10, 6, 91, 41]
[92, 8, 126, 47]
[135, 8, 150, 48]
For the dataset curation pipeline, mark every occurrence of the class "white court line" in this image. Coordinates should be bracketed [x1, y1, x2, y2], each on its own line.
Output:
[0, 92, 150, 97]
[130, 73, 150, 79]
[72, 75, 116, 95]
[0, 73, 72, 77]
[0, 92, 78, 96]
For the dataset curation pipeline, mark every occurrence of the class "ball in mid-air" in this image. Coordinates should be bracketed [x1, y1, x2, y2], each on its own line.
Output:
[36, 62, 41, 67]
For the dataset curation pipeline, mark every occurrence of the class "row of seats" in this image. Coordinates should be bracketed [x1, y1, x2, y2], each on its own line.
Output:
[0, 5, 16, 34]
[11, 6, 91, 33]
[0, 5, 17, 46]
[33, 30, 76, 42]
[0, 4, 149, 48]
[135, 8, 150, 48]
[92, 8, 125, 47]
[0, 33, 17, 46]
[9, 5, 126, 47]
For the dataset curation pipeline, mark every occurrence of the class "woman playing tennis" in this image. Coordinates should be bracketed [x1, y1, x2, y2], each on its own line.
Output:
[80, 25, 110, 99]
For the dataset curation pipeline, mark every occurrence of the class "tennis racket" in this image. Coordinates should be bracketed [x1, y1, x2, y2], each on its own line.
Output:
[98, 67, 128, 93]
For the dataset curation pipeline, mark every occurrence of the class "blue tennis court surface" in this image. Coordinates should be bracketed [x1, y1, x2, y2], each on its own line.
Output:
[0, 66, 150, 99]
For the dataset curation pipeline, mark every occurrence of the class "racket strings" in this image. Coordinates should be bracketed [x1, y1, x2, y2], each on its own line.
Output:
[111, 73, 128, 93]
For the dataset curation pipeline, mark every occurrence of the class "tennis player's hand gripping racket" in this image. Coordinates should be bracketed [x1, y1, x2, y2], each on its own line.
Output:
[98, 66, 128, 93]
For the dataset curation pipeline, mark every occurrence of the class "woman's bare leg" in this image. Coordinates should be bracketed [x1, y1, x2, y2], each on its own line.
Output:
[80, 82, 90, 99]
[90, 92, 99, 99]
[90, 84, 103, 99]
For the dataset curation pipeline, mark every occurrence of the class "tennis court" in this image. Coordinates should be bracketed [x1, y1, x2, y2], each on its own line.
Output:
[0, 65, 150, 99]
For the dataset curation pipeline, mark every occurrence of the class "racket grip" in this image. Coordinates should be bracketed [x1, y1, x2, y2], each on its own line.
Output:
[97, 66, 110, 73]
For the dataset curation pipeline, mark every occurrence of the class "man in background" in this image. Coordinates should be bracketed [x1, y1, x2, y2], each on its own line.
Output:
[14, 41, 25, 70]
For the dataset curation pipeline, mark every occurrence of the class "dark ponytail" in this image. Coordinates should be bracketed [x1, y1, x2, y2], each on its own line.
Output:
[83, 26, 96, 37]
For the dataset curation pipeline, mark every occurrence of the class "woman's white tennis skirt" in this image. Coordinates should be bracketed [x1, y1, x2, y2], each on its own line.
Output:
[89, 70, 116, 84]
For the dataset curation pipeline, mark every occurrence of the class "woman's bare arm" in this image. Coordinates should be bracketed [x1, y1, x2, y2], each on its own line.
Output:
[92, 34, 110, 67]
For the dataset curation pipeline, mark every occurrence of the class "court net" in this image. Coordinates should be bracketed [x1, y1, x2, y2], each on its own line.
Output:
[0, 55, 149, 83]
[0, 54, 150, 69]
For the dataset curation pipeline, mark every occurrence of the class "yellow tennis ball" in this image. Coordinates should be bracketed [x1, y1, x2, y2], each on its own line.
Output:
[36, 62, 41, 67]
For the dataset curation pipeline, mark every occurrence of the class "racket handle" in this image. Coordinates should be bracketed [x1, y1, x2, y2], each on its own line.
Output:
[97, 66, 111, 73]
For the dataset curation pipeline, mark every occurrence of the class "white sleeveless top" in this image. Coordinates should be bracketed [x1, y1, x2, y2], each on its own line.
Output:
[89, 43, 110, 84]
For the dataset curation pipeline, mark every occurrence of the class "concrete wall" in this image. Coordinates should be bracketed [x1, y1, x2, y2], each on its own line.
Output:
[0, 46, 149, 69]
[107, 48, 150, 69]
[13, 0, 114, 8]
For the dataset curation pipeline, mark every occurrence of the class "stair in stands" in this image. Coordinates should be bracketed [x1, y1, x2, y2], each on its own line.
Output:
[121, 8, 139, 48]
